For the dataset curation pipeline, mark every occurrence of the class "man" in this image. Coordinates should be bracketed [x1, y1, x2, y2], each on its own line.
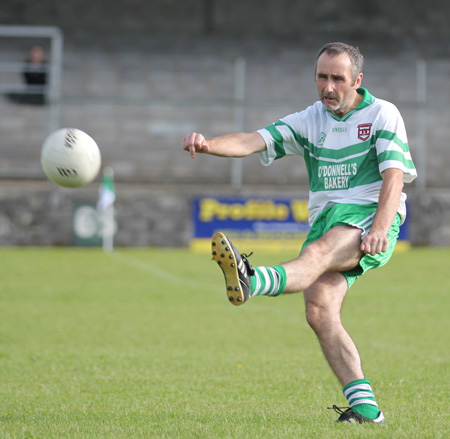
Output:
[182, 42, 417, 424]
[22, 45, 48, 105]
[8, 45, 48, 105]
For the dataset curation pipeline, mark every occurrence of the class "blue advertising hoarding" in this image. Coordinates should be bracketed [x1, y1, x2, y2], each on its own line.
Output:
[192, 196, 309, 252]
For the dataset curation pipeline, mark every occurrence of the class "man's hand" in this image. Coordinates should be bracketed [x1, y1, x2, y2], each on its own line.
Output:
[182, 132, 210, 159]
[360, 230, 389, 255]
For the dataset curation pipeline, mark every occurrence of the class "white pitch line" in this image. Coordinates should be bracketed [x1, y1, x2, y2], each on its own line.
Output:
[108, 251, 219, 291]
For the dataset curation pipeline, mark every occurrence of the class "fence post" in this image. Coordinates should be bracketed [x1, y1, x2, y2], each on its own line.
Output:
[231, 57, 246, 188]
[48, 27, 64, 134]
[416, 59, 427, 190]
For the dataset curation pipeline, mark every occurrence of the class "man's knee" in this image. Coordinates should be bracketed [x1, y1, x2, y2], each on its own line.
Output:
[300, 239, 328, 262]
[305, 301, 340, 334]
[305, 302, 324, 331]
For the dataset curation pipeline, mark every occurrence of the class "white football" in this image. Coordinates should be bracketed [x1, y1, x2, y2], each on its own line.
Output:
[41, 128, 101, 188]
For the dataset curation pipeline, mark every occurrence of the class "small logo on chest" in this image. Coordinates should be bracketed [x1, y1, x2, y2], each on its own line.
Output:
[318, 131, 327, 146]
[357, 123, 372, 141]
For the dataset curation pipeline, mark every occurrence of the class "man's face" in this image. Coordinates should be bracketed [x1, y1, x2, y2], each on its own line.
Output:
[315, 52, 362, 118]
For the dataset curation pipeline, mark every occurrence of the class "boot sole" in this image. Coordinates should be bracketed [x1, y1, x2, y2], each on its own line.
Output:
[211, 232, 246, 306]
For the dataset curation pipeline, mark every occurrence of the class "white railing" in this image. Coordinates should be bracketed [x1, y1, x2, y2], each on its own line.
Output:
[0, 25, 63, 136]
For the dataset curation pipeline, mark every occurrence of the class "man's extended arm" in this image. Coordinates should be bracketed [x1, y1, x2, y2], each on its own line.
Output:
[182, 132, 266, 159]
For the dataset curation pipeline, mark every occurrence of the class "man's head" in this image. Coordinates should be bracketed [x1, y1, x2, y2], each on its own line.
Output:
[315, 42, 364, 82]
[314, 42, 364, 117]
[29, 45, 45, 64]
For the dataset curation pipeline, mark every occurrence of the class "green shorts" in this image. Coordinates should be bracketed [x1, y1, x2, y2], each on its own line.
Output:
[301, 203, 401, 289]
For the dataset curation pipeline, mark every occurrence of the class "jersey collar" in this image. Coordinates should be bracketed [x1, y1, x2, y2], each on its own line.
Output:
[356, 87, 375, 109]
[325, 87, 375, 121]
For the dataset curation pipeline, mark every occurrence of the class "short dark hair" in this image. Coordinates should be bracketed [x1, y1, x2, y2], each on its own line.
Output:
[315, 42, 364, 82]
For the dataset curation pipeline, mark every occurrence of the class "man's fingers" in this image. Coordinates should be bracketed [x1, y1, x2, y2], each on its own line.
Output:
[181, 133, 197, 158]
[361, 235, 389, 255]
[182, 133, 209, 159]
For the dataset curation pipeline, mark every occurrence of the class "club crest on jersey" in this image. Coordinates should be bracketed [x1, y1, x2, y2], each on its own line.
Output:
[357, 123, 372, 141]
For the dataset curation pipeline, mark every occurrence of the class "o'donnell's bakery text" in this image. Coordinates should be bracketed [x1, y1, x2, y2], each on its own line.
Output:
[318, 163, 357, 189]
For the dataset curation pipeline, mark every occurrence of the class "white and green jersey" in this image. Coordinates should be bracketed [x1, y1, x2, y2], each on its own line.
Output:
[257, 88, 417, 225]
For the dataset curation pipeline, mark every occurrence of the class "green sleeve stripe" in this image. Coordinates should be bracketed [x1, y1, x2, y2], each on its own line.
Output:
[265, 124, 287, 159]
[266, 121, 308, 160]
[375, 130, 409, 152]
[378, 150, 415, 168]
[276, 121, 313, 151]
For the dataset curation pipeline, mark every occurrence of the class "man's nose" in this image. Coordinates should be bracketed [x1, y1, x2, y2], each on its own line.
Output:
[324, 80, 334, 94]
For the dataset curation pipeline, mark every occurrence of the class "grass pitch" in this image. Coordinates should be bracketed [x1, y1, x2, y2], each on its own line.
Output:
[0, 246, 449, 438]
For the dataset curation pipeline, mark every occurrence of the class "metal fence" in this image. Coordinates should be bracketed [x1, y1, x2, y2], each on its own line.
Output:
[0, 25, 63, 178]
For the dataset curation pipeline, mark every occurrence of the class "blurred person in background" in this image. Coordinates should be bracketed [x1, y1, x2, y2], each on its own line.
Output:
[8, 45, 48, 105]
[22, 45, 48, 105]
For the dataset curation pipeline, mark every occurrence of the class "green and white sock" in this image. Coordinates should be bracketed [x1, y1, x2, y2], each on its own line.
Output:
[250, 265, 287, 297]
[343, 378, 380, 420]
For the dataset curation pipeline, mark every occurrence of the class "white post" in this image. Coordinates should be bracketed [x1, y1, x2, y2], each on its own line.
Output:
[0, 25, 63, 134]
[102, 204, 115, 253]
[48, 27, 64, 134]
[97, 166, 116, 253]
[416, 59, 427, 190]
[231, 57, 246, 188]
